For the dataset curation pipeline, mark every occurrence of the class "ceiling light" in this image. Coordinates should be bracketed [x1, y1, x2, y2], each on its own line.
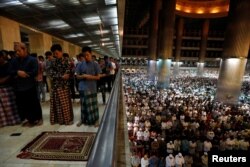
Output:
[196, 9, 204, 14]
[89, 44, 98, 47]
[82, 0, 97, 5]
[103, 42, 113, 45]
[80, 40, 92, 44]
[34, 3, 55, 9]
[111, 25, 118, 34]
[68, 0, 80, 5]
[25, 0, 45, 3]
[64, 34, 78, 38]
[0, 1, 22, 7]
[83, 14, 101, 25]
[101, 38, 110, 41]
[176, 4, 181, 11]
[94, 29, 110, 35]
[210, 8, 220, 14]
[105, 0, 116, 5]
[106, 45, 114, 48]
[106, 6, 118, 18]
[76, 33, 84, 37]
[47, 20, 70, 29]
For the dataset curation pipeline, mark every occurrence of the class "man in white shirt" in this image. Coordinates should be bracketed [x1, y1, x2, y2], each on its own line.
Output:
[141, 154, 149, 167]
[203, 140, 212, 152]
[131, 152, 140, 167]
[166, 154, 175, 167]
[167, 141, 175, 154]
[175, 153, 185, 167]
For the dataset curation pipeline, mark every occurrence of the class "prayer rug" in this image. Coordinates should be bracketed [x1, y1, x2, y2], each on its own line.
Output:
[17, 131, 95, 161]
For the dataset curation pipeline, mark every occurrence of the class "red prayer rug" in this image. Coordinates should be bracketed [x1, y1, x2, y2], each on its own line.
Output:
[17, 131, 95, 161]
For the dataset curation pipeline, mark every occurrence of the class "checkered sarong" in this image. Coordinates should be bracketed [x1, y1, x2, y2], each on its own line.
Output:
[0, 86, 21, 127]
[50, 87, 73, 125]
[80, 91, 99, 125]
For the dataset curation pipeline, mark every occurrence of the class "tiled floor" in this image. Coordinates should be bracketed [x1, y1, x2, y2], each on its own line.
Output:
[0, 93, 108, 167]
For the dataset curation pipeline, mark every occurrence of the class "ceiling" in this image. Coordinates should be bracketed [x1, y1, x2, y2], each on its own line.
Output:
[0, 0, 125, 58]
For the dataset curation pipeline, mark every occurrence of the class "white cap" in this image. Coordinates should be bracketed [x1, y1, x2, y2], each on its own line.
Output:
[178, 153, 182, 157]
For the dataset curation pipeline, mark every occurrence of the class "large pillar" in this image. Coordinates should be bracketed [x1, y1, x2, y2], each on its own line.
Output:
[29, 33, 52, 56]
[69, 44, 76, 57]
[148, 0, 161, 81]
[173, 17, 184, 76]
[0, 16, 21, 50]
[157, 0, 176, 89]
[76, 46, 81, 54]
[197, 19, 209, 76]
[216, 0, 250, 104]
[63, 41, 69, 54]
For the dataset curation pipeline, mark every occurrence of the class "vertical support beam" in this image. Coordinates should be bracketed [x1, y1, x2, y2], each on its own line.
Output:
[0, 16, 21, 50]
[173, 17, 184, 76]
[157, 0, 176, 89]
[216, 0, 250, 104]
[29, 33, 52, 56]
[148, 0, 161, 81]
[197, 19, 209, 76]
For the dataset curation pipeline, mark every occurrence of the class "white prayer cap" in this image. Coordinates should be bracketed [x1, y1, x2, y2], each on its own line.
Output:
[204, 152, 208, 155]
[178, 153, 182, 157]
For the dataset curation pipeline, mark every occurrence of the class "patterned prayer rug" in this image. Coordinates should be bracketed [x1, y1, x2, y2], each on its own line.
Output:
[17, 131, 96, 161]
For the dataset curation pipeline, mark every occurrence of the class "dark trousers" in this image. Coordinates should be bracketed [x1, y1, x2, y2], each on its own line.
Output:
[15, 86, 43, 123]
[69, 78, 76, 100]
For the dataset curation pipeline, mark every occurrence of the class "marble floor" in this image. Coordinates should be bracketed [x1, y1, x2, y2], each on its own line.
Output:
[0, 93, 108, 167]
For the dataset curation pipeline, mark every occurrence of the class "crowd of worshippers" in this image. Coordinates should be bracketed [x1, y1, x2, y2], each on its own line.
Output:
[0, 43, 119, 128]
[124, 71, 250, 167]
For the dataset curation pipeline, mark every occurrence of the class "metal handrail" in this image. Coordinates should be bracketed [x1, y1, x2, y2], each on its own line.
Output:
[87, 70, 121, 167]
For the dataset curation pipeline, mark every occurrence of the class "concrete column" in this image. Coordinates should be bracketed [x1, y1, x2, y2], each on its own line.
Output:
[216, 58, 247, 103]
[173, 62, 182, 76]
[197, 62, 205, 76]
[76, 46, 81, 54]
[69, 44, 76, 57]
[157, 59, 172, 89]
[63, 41, 69, 54]
[216, 0, 250, 104]
[148, 0, 161, 81]
[173, 17, 184, 76]
[157, 0, 176, 89]
[0, 16, 21, 50]
[43, 33, 52, 53]
[29, 33, 52, 56]
[197, 19, 209, 76]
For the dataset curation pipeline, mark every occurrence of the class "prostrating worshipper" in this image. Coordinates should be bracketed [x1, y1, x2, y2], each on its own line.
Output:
[75, 46, 101, 127]
[0, 50, 21, 127]
[9, 42, 43, 126]
[50, 44, 73, 125]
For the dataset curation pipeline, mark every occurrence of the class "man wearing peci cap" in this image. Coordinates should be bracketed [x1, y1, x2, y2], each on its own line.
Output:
[9, 42, 43, 126]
